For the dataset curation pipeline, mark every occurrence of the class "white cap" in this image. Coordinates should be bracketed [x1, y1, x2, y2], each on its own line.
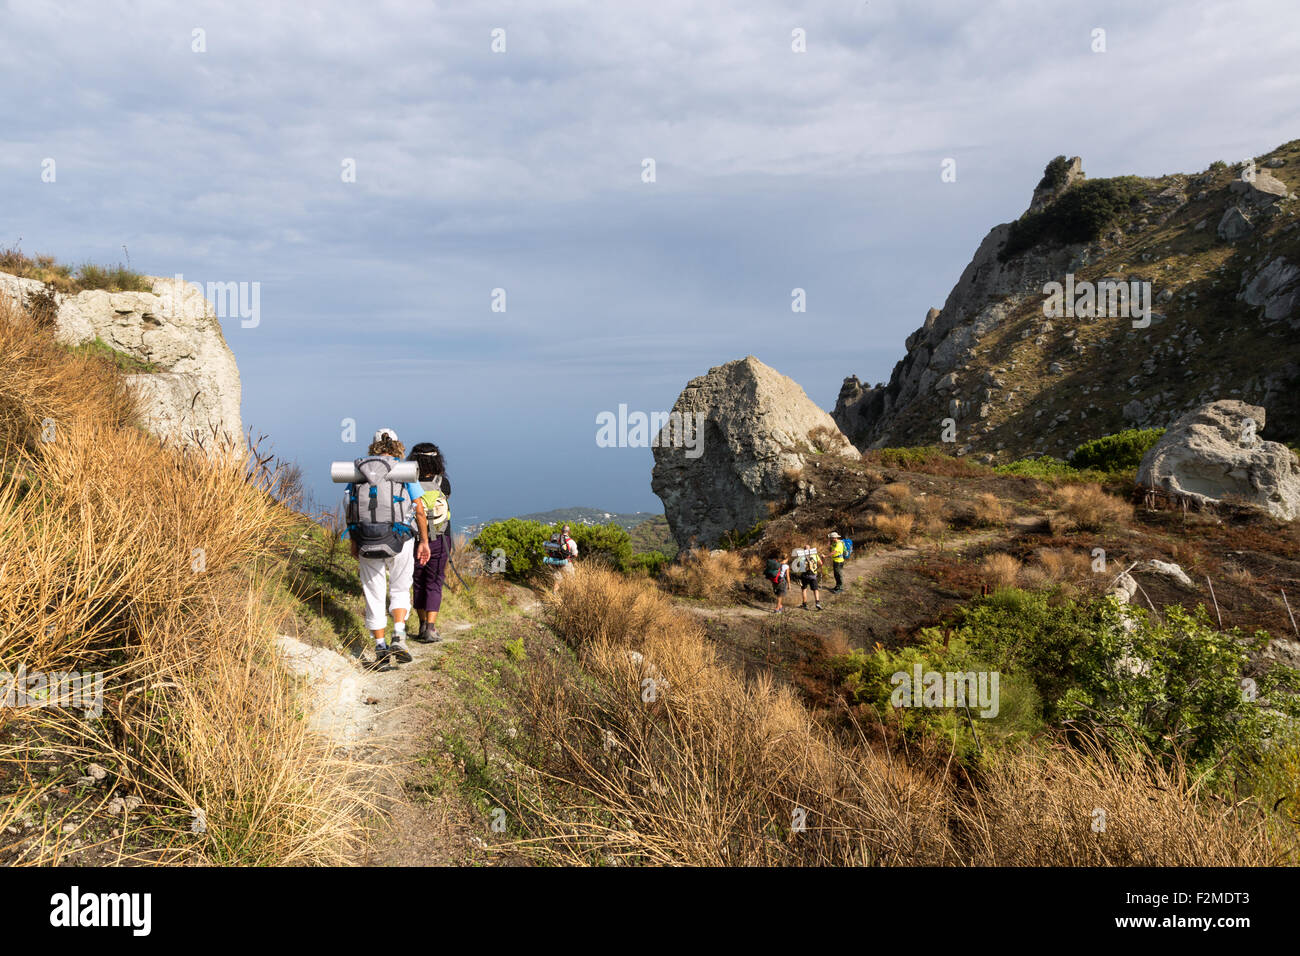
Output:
[373, 427, 399, 444]
[828, 532, 841, 539]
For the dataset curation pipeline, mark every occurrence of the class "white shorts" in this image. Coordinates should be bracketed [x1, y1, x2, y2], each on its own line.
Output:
[358, 539, 415, 631]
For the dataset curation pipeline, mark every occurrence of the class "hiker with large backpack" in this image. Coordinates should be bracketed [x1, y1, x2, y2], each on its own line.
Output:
[764, 549, 790, 613]
[345, 429, 430, 668]
[828, 532, 847, 593]
[409, 442, 452, 644]
[542, 525, 579, 582]
[790, 544, 823, 611]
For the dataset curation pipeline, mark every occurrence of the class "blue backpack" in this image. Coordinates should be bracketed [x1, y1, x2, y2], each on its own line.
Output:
[843, 538, 854, 560]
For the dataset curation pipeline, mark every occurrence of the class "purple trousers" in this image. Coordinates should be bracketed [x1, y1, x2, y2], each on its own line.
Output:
[412, 534, 451, 613]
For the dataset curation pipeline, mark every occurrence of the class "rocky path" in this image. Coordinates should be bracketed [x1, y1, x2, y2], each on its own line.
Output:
[276, 598, 536, 866]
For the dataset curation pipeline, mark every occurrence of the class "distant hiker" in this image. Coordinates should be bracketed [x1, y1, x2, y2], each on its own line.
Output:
[790, 545, 823, 611]
[828, 532, 846, 593]
[409, 442, 452, 644]
[543, 525, 579, 578]
[764, 550, 790, 613]
[346, 428, 429, 668]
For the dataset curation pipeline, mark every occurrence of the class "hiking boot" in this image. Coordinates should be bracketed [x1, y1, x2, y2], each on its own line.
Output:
[367, 644, 393, 671]
[800, 603, 809, 611]
[815, 603, 824, 611]
[412, 624, 439, 644]
[390, 639, 413, 663]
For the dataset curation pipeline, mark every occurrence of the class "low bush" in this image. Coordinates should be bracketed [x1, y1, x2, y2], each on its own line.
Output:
[1070, 428, 1165, 472]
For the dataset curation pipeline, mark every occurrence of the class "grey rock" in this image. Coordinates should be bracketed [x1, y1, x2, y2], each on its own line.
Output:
[1137, 400, 1300, 520]
[653, 356, 857, 548]
[1217, 206, 1253, 241]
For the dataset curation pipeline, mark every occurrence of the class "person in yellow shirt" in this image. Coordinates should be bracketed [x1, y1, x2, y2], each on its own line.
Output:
[828, 532, 846, 593]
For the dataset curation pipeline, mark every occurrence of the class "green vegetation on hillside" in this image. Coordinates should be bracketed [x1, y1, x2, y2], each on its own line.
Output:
[999, 175, 1147, 261]
[65, 336, 161, 374]
[835, 589, 1299, 775]
[628, 514, 677, 557]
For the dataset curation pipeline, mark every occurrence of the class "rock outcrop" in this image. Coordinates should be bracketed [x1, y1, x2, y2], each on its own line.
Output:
[833, 141, 1300, 460]
[0, 272, 242, 451]
[651, 356, 857, 549]
[1137, 400, 1300, 520]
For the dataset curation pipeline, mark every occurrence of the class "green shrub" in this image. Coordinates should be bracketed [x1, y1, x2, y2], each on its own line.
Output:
[833, 633, 1044, 763]
[627, 550, 671, 577]
[472, 518, 551, 581]
[1070, 428, 1164, 472]
[1000, 176, 1147, 261]
[953, 590, 1300, 773]
[566, 522, 633, 571]
[471, 519, 634, 581]
[1037, 155, 1071, 191]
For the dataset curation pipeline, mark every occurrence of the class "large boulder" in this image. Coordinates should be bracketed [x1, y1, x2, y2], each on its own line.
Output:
[1137, 400, 1300, 520]
[0, 272, 242, 452]
[651, 356, 858, 548]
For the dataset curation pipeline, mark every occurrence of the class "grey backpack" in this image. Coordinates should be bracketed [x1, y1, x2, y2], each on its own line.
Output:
[345, 457, 416, 558]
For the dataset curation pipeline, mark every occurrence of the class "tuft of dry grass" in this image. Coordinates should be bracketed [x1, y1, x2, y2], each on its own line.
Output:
[979, 553, 1022, 590]
[661, 548, 757, 601]
[868, 512, 915, 543]
[1050, 483, 1133, 533]
[972, 493, 1007, 527]
[1020, 548, 1094, 591]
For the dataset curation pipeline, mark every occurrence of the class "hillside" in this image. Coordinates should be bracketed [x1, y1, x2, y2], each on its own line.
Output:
[834, 141, 1300, 461]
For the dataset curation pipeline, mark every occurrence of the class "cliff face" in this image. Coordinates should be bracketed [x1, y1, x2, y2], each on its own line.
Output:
[651, 355, 857, 549]
[834, 143, 1300, 460]
[0, 272, 242, 451]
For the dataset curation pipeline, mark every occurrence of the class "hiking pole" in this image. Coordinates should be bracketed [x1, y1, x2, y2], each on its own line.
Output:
[448, 553, 470, 590]
[445, 533, 471, 591]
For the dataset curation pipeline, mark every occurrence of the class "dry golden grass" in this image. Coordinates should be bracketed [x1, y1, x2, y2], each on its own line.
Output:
[1050, 484, 1133, 533]
[979, 553, 1022, 590]
[1020, 548, 1094, 591]
[968, 739, 1293, 865]
[1222, 562, 1255, 589]
[529, 566, 964, 865]
[868, 512, 914, 543]
[661, 548, 757, 601]
[972, 492, 1007, 527]
[0, 299, 375, 864]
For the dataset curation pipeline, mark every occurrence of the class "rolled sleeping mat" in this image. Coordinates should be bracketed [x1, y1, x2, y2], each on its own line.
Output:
[330, 460, 420, 483]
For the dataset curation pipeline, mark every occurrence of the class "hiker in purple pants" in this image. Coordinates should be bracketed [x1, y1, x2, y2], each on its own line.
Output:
[408, 442, 453, 643]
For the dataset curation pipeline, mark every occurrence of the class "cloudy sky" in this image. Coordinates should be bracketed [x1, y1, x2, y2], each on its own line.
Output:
[4, 0, 1298, 526]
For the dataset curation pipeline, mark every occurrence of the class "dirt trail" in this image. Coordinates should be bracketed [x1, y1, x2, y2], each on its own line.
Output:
[682, 528, 1007, 622]
[277, 593, 542, 866]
